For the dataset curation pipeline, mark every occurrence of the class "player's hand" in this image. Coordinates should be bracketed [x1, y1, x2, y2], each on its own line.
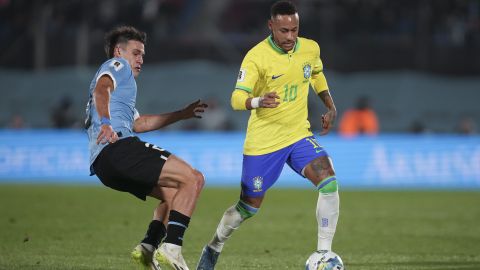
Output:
[182, 99, 208, 119]
[97, 124, 119, 144]
[320, 110, 336, 136]
[260, 91, 280, 108]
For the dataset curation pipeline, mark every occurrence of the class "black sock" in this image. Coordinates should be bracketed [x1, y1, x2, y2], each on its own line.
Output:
[141, 220, 166, 249]
[164, 210, 190, 246]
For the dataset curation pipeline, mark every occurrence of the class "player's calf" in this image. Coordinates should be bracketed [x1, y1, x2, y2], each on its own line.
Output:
[197, 200, 258, 269]
[212, 200, 258, 251]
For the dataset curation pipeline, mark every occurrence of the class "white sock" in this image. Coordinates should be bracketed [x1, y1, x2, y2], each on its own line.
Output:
[316, 190, 339, 250]
[208, 205, 244, 252]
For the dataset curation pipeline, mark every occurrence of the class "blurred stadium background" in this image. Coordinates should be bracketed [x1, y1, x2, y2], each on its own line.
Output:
[0, 0, 478, 188]
[1, 1, 480, 269]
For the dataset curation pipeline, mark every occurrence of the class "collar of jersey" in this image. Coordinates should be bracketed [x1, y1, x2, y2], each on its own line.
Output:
[267, 35, 300, 54]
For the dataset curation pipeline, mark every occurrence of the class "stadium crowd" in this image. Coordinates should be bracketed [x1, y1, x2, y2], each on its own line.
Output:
[1, 0, 479, 74]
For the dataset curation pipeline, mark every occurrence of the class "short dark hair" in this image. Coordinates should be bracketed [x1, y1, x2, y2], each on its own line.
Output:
[270, 1, 297, 18]
[104, 26, 147, 58]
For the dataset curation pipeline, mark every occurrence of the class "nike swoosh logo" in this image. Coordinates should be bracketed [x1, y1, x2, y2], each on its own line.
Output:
[272, 74, 284, 79]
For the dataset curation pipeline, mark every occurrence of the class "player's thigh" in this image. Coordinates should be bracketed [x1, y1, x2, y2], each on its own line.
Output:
[157, 154, 204, 189]
[241, 149, 290, 198]
[287, 136, 335, 186]
[93, 136, 172, 200]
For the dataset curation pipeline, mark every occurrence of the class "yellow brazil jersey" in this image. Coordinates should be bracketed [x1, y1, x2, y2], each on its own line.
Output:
[235, 35, 329, 155]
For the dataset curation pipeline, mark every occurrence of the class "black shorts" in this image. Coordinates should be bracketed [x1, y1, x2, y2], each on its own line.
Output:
[92, 136, 171, 200]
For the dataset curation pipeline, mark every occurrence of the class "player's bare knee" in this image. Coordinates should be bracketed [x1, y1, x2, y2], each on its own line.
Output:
[320, 168, 335, 180]
[180, 168, 204, 194]
[193, 170, 205, 192]
[309, 156, 336, 182]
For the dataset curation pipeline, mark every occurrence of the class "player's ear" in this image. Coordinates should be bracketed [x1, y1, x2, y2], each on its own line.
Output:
[113, 46, 121, 58]
[268, 20, 273, 31]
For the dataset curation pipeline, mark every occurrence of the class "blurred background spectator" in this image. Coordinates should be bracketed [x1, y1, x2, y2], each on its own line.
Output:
[456, 116, 477, 134]
[50, 96, 78, 129]
[6, 113, 27, 129]
[409, 120, 430, 134]
[0, 0, 479, 132]
[1, 0, 479, 74]
[338, 96, 379, 137]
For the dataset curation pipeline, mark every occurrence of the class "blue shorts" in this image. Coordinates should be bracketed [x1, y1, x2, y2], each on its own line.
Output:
[241, 136, 329, 197]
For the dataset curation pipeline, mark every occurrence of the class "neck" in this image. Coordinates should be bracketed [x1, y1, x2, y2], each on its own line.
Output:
[271, 34, 296, 53]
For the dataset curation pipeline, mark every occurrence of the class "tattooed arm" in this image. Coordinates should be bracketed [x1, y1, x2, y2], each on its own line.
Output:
[318, 90, 337, 135]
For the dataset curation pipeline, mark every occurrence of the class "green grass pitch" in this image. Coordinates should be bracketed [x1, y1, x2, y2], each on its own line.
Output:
[0, 184, 479, 269]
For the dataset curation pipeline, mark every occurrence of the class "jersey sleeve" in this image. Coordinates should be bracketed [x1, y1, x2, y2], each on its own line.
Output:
[235, 51, 260, 94]
[95, 58, 131, 90]
[310, 43, 329, 94]
[231, 89, 251, 110]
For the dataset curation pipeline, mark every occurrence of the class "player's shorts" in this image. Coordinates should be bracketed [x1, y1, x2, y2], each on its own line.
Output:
[241, 136, 329, 197]
[92, 136, 171, 200]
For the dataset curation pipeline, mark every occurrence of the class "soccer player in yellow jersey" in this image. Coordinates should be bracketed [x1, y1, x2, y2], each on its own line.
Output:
[197, 1, 340, 269]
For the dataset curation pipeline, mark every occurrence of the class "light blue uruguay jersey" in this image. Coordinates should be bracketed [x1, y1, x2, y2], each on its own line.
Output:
[85, 57, 139, 167]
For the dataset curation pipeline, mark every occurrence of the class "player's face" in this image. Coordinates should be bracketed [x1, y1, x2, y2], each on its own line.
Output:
[115, 40, 145, 77]
[269, 13, 299, 52]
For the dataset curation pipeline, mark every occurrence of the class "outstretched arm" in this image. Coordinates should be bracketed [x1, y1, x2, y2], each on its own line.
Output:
[318, 90, 337, 135]
[133, 99, 207, 133]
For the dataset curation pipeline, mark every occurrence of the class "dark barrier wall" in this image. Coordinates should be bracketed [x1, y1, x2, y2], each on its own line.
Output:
[1, 130, 479, 189]
[1, 62, 479, 133]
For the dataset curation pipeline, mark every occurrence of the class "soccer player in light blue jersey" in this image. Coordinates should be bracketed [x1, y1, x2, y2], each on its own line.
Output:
[85, 26, 207, 270]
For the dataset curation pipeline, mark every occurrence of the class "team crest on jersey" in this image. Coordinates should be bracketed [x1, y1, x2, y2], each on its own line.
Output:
[252, 176, 263, 192]
[303, 63, 312, 79]
[110, 60, 124, 72]
[238, 68, 246, 82]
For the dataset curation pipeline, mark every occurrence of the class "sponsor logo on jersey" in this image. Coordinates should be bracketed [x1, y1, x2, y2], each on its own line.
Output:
[272, 74, 284, 80]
